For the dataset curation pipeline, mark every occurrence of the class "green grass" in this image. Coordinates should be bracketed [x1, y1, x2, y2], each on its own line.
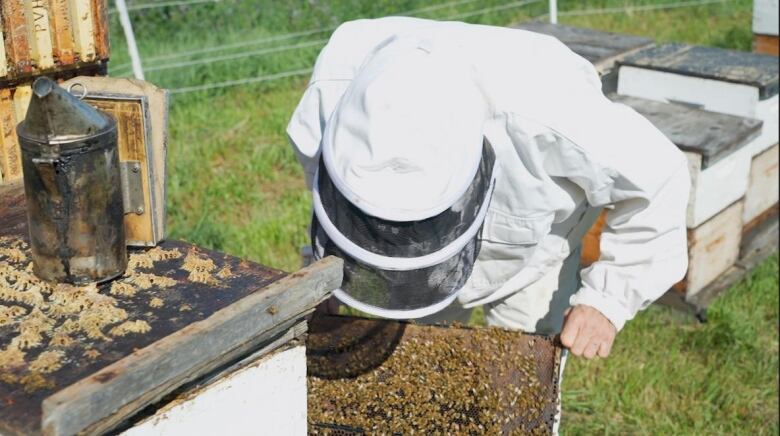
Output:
[110, 0, 777, 433]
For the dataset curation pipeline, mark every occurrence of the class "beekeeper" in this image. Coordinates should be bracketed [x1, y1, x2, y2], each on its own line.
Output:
[287, 17, 689, 361]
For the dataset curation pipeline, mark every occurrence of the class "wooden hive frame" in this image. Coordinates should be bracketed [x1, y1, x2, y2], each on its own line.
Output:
[61, 76, 170, 247]
[0, 0, 110, 85]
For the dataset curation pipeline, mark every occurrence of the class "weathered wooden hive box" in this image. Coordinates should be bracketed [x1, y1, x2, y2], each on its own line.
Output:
[1, 0, 110, 184]
[307, 315, 563, 435]
[0, 183, 342, 435]
[514, 22, 654, 93]
[753, 0, 779, 55]
[609, 95, 763, 302]
[616, 44, 779, 229]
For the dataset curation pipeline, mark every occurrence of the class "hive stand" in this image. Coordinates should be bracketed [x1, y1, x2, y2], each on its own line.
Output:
[0, 182, 342, 436]
[513, 22, 654, 93]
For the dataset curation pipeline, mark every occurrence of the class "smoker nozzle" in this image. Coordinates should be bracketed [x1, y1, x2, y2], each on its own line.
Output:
[20, 77, 111, 142]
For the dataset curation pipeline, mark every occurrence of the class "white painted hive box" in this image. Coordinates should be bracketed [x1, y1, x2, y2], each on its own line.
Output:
[616, 44, 778, 161]
[610, 94, 762, 228]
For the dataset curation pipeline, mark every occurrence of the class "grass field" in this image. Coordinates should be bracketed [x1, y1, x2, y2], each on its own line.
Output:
[109, 1, 777, 433]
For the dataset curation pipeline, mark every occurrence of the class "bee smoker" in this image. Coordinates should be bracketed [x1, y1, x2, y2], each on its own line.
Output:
[16, 77, 127, 284]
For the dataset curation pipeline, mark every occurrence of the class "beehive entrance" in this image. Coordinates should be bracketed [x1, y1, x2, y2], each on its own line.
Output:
[307, 315, 562, 435]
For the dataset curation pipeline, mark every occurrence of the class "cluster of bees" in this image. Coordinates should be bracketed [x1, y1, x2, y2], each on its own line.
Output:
[0, 236, 232, 393]
[308, 322, 557, 434]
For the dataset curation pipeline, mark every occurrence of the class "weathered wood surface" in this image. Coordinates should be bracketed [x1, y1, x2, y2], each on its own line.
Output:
[61, 76, 171, 246]
[610, 94, 762, 169]
[744, 143, 779, 224]
[618, 43, 779, 99]
[514, 22, 653, 72]
[0, 0, 109, 84]
[754, 34, 779, 56]
[123, 324, 307, 434]
[674, 200, 744, 298]
[0, 184, 343, 435]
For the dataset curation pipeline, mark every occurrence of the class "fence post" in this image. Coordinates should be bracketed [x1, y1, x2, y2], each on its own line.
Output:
[549, 0, 558, 23]
[115, 0, 145, 80]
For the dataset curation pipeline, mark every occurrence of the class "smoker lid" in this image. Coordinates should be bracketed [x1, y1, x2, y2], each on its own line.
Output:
[17, 77, 115, 144]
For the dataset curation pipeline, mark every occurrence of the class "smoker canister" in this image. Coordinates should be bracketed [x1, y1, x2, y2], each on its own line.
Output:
[16, 77, 127, 284]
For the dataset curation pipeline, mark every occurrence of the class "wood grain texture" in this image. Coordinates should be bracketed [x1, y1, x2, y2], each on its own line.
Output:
[754, 34, 779, 56]
[744, 143, 779, 224]
[0, 185, 341, 435]
[618, 43, 779, 99]
[90, 0, 109, 60]
[610, 94, 762, 169]
[41, 257, 342, 436]
[24, 0, 54, 69]
[0, 88, 22, 182]
[678, 200, 744, 297]
[47, 0, 76, 65]
[62, 76, 170, 245]
[0, 28, 7, 77]
[67, 0, 95, 62]
[1, 0, 34, 75]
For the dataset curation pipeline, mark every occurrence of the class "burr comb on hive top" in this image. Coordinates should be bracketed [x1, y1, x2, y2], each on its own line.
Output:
[16, 77, 126, 285]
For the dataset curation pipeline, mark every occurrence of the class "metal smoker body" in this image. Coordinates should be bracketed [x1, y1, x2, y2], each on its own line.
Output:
[17, 77, 127, 284]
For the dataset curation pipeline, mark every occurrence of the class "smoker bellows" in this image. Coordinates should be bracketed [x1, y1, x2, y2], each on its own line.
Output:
[16, 76, 126, 284]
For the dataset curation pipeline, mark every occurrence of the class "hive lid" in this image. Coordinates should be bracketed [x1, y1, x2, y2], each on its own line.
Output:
[610, 94, 763, 168]
[515, 22, 654, 69]
[618, 43, 780, 99]
[18, 77, 113, 144]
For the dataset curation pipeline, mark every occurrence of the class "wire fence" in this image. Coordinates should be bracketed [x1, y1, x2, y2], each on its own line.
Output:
[112, 0, 736, 95]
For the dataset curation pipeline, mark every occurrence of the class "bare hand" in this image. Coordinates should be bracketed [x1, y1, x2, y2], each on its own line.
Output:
[560, 305, 617, 359]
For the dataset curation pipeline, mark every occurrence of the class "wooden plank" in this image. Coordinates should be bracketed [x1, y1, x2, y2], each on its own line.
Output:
[618, 43, 779, 99]
[48, 0, 77, 65]
[91, 0, 110, 60]
[755, 34, 779, 56]
[12, 84, 32, 122]
[610, 94, 762, 169]
[0, 185, 337, 435]
[0, 88, 22, 182]
[41, 257, 342, 436]
[68, 0, 96, 62]
[24, 0, 55, 69]
[62, 76, 170, 245]
[122, 344, 307, 435]
[0, 28, 7, 78]
[1, 0, 34, 76]
[675, 200, 743, 297]
[740, 204, 779, 261]
[121, 323, 307, 433]
[744, 143, 779, 224]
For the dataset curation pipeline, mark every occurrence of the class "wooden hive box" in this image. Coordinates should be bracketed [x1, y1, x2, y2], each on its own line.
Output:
[616, 46, 779, 218]
[583, 96, 760, 299]
[0, 183, 343, 435]
[514, 22, 654, 94]
[612, 94, 762, 228]
[0, 0, 109, 85]
[617, 44, 780, 227]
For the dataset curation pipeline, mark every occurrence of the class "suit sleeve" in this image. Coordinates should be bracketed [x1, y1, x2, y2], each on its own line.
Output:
[551, 94, 691, 331]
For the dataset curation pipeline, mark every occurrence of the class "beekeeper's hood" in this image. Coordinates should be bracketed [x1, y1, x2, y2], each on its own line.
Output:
[312, 35, 498, 319]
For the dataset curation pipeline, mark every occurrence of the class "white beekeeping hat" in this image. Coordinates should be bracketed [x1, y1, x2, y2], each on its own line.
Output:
[321, 35, 489, 222]
[311, 35, 498, 319]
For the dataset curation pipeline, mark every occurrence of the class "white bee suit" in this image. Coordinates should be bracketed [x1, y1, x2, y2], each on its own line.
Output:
[287, 17, 690, 334]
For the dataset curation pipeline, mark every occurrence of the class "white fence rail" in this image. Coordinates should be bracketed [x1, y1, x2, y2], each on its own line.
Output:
[113, 0, 735, 94]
